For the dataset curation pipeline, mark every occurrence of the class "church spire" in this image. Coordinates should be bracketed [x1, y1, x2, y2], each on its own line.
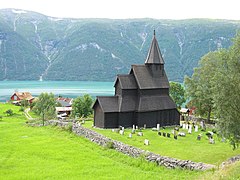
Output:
[145, 30, 164, 64]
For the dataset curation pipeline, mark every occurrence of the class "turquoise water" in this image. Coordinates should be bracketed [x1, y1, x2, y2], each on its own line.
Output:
[0, 81, 114, 102]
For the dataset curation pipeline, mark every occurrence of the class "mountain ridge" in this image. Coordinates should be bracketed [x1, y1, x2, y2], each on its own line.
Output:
[0, 8, 239, 82]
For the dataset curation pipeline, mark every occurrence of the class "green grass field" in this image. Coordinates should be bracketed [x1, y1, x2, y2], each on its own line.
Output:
[0, 103, 239, 179]
[83, 121, 240, 166]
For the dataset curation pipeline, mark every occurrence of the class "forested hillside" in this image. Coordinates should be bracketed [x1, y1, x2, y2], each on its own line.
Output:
[0, 9, 239, 81]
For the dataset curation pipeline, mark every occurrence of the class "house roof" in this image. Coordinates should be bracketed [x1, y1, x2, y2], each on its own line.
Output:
[13, 92, 34, 100]
[56, 97, 73, 107]
[138, 95, 177, 112]
[145, 30, 164, 64]
[56, 107, 72, 112]
[94, 96, 119, 113]
[114, 74, 138, 89]
[131, 65, 169, 89]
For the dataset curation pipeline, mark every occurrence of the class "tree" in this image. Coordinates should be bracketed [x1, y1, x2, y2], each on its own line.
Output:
[184, 32, 240, 149]
[212, 34, 240, 149]
[33, 92, 56, 125]
[20, 99, 29, 108]
[169, 82, 186, 109]
[184, 51, 220, 121]
[72, 94, 93, 118]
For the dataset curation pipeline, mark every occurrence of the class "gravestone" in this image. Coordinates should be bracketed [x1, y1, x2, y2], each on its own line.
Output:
[195, 125, 198, 132]
[152, 128, 157, 131]
[144, 124, 146, 129]
[197, 134, 201, 140]
[132, 129, 136, 134]
[133, 125, 135, 130]
[186, 124, 189, 130]
[158, 132, 161, 136]
[112, 129, 115, 132]
[129, 133, 132, 138]
[163, 132, 166, 137]
[174, 135, 177, 140]
[209, 137, 215, 144]
[188, 125, 192, 134]
[144, 139, 149, 145]
[167, 133, 171, 138]
[136, 126, 138, 130]
[182, 124, 186, 129]
[137, 132, 143, 136]
[178, 132, 186, 137]
[119, 130, 124, 135]
[157, 124, 160, 131]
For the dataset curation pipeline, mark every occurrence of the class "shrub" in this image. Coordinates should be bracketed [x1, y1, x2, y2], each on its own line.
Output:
[5, 109, 13, 116]
[105, 141, 114, 149]
[19, 106, 25, 112]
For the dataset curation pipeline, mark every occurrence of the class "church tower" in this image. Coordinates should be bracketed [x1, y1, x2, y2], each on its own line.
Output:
[145, 30, 165, 77]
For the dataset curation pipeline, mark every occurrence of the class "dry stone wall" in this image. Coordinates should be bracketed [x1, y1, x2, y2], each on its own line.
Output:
[47, 120, 215, 171]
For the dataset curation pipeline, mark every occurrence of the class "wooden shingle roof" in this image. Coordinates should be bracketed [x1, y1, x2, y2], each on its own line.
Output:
[131, 65, 169, 89]
[138, 95, 176, 112]
[94, 96, 119, 112]
[145, 30, 164, 65]
[115, 74, 137, 89]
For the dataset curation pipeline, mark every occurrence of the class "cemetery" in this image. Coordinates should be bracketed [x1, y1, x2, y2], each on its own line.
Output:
[83, 120, 240, 165]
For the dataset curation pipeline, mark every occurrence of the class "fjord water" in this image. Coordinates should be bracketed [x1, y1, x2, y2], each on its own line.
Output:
[0, 81, 114, 102]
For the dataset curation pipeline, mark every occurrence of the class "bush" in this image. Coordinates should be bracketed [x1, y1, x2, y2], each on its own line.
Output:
[5, 109, 13, 116]
[19, 106, 25, 112]
[105, 141, 114, 149]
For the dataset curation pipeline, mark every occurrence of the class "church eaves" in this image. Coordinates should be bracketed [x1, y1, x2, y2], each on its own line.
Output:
[145, 30, 165, 64]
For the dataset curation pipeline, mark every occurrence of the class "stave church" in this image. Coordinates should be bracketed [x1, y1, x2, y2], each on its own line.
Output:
[93, 31, 180, 128]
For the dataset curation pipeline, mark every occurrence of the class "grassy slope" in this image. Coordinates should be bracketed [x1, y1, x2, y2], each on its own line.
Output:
[83, 121, 240, 165]
[0, 103, 203, 179]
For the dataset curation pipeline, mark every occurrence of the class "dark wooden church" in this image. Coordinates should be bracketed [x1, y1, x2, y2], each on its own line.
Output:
[93, 31, 180, 128]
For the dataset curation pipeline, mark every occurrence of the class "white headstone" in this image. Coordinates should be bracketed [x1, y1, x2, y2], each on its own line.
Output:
[188, 125, 192, 134]
[119, 130, 124, 135]
[195, 125, 198, 132]
[122, 127, 124, 131]
[136, 126, 138, 130]
[180, 121, 183, 126]
[157, 124, 160, 131]
[182, 124, 186, 129]
[144, 139, 149, 145]
[186, 124, 189, 130]
[133, 125, 135, 130]
[137, 132, 143, 136]
[112, 129, 115, 132]
[129, 133, 132, 138]
[144, 124, 146, 129]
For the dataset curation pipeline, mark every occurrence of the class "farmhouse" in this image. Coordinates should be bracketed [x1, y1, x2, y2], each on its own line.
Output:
[10, 92, 35, 104]
[93, 31, 180, 128]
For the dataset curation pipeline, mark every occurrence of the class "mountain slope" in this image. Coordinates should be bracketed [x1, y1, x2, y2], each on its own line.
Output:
[0, 9, 239, 82]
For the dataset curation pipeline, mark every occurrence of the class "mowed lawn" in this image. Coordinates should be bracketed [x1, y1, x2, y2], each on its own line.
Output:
[84, 121, 240, 165]
[0, 103, 203, 179]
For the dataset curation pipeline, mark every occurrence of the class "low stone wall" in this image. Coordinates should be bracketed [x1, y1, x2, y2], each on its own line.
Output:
[47, 120, 215, 170]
